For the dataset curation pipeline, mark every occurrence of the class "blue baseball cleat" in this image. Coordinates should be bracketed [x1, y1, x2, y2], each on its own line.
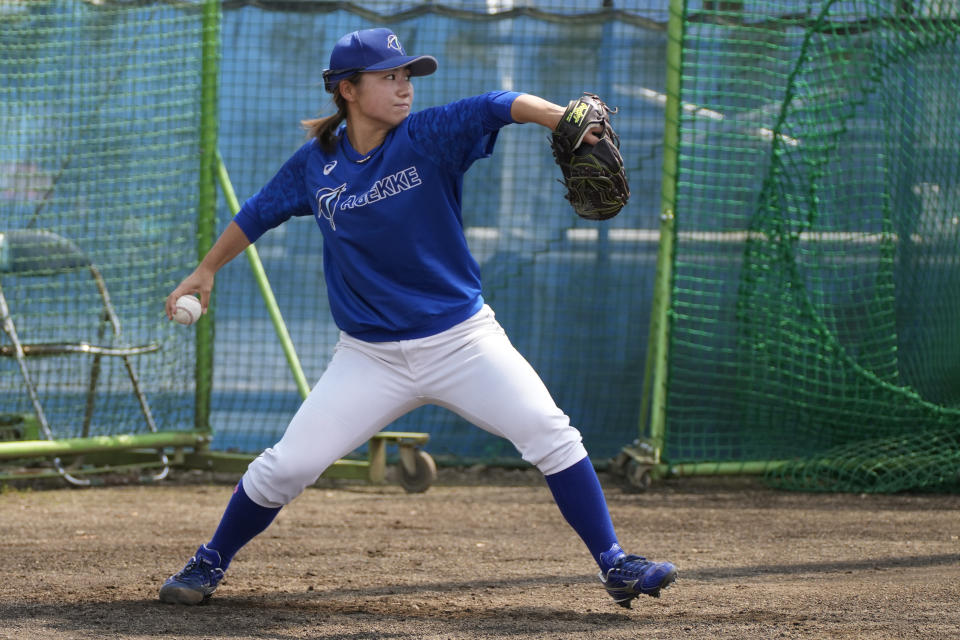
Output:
[158, 545, 225, 605]
[598, 543, 677, 608]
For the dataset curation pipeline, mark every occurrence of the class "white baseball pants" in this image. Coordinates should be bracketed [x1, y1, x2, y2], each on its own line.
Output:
[242, 305, 588, 508]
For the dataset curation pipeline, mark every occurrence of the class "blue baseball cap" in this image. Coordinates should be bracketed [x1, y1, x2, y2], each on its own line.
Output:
[322, 28, 438, 93]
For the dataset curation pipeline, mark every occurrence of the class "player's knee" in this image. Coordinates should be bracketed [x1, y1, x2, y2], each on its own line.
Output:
[524, 433, 588, 476]
[244, 447, 327, 507]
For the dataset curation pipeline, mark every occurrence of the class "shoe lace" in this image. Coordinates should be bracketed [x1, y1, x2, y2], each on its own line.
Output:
[613, 555, 653, 580]
[178, 554, 218, 580]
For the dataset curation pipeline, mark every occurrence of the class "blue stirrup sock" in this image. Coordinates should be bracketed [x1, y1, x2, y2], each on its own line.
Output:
[544, 456, 619, 567]
[207, 478, 281, 570]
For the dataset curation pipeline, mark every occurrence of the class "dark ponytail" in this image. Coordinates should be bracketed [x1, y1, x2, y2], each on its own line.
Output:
[301, 76, 358, 153]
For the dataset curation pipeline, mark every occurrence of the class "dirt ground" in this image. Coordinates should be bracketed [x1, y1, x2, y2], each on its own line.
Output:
[0, 466, 958, 640]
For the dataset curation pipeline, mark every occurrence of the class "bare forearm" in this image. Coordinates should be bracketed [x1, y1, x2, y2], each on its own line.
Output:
[165, 220, 250, 318]
[510, 94, 565, 130]
[196, 221, 251, 275]
[510, 93, 602, 147]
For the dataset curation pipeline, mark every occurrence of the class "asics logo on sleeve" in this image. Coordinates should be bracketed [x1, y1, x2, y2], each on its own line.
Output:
[316, 183, 347, 230]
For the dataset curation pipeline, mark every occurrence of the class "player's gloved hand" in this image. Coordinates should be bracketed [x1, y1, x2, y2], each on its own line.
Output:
[550, 93, 630, 221]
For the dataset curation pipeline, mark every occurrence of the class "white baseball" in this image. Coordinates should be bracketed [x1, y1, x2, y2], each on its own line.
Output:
[172, 295, 202, 325]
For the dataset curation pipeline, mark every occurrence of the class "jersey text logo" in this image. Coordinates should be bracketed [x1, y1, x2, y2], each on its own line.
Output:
[315, 183, 347, 230]
[340, 166, 422, 210]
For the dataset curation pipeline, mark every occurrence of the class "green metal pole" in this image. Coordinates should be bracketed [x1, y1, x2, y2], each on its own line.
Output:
[638, 0, 685, 458]
[214, 151, 312, 400]
[660, 460, 789, 476]
[194, 0, 221, 433]
[0, 431, 211, 460]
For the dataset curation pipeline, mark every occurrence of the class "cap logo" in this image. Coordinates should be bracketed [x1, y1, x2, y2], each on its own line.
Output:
[386, 34, 404, 54]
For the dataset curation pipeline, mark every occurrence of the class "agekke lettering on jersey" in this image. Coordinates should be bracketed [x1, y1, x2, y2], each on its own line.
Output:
[314, 165, 422, 231]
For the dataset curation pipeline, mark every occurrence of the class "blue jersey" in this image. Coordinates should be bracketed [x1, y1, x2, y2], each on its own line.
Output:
[233, 90, 522, 341]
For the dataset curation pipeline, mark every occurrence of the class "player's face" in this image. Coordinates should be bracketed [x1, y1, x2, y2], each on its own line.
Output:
[352, 67, 414, 129]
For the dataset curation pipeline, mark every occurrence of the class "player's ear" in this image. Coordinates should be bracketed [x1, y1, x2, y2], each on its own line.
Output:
[337, 78, 359, 103]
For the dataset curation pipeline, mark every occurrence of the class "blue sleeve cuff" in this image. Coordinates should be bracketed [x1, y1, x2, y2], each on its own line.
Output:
[232, 206, 266, 244]
[227, 140, 315, 243]
[490, 90, 524, 124]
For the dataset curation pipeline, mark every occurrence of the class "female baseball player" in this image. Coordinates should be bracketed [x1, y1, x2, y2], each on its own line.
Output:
[159, 27, 675, 609]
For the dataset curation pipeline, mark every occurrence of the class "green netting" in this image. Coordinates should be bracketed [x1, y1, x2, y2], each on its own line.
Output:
[667, 0, 960, 491]
[6, 0, 957, 489]
[0, 0, 203, 438]
[1, 1, 672, 465]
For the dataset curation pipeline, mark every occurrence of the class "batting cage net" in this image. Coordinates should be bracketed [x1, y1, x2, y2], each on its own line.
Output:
[667, 0, 960, 491]
[0, 0, 204, 442]
[1, 0, 958, 492]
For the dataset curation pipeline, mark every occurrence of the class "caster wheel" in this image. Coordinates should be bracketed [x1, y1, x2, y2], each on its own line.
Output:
[399, 448, 437, 493]
[609, 451, 631, 477]
[627, 461, 653, 492]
